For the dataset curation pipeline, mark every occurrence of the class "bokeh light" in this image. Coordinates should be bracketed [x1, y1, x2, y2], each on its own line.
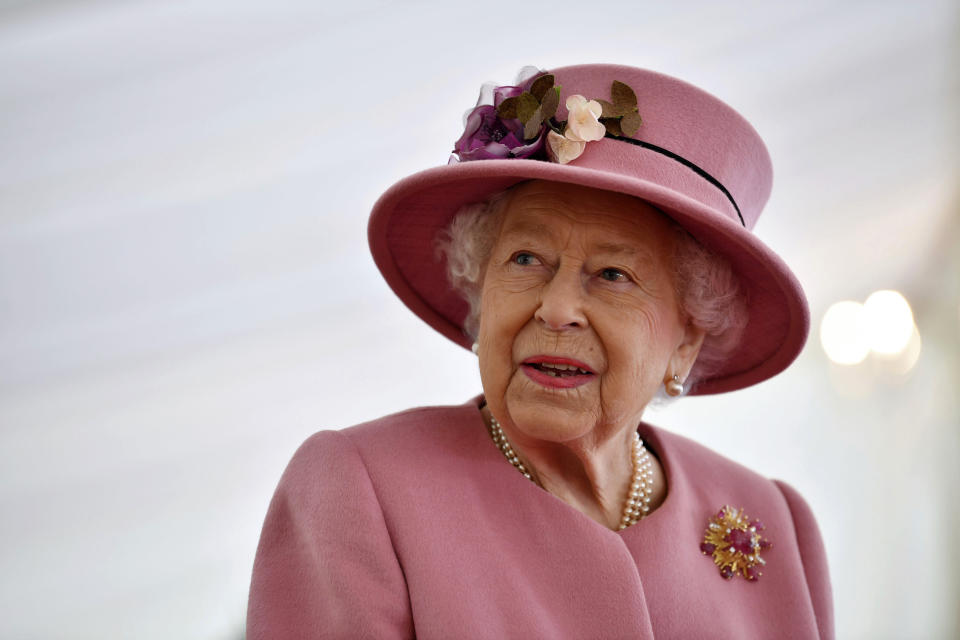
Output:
[820, 301, 870, 365]
[820, 290, 922, 372]
[877, 323, 923, 375]
[862, 290, 915, 355]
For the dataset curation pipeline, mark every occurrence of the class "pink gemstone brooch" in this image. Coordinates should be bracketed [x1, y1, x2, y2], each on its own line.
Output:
[700, 505, 771, 581]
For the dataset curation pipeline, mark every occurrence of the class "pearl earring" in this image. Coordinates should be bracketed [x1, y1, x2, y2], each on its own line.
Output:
[471, 342, 479, 355]
[665, 374, 683, 397]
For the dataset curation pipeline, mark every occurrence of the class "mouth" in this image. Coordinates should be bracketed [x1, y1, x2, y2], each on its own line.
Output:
[520, 356, 596, 388]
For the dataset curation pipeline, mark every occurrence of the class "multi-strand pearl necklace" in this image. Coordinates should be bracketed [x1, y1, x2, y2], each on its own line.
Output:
[487, 415, 655, 530]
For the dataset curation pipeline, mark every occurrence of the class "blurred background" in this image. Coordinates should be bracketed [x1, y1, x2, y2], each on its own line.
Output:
[1, 0, 957, 637]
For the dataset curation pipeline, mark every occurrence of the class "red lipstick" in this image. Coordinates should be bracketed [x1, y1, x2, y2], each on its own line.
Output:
[520, 355, 596, 389]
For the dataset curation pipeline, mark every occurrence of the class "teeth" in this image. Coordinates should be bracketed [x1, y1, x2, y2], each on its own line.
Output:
[537, 362, 590, 375]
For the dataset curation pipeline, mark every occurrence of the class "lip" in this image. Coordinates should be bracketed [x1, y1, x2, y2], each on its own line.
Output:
[520, 355, 596, 389]
[522, 355, 596, 373]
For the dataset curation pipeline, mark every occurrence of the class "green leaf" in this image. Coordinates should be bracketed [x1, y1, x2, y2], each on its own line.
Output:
[597, 99, 628, 118]
[524, 107, 543, 140]
[602, 118, 623, 137]
[540, 86, 559, 120]
[611, 80, 637, 109]
[516, 92, 540, 124]
[497, 96, 519, 119]
[620, 110, 642, 137]
[529, 74, 554, 101]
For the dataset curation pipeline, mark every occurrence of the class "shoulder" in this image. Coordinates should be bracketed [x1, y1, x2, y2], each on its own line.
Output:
[644, 421, 807, 507]
[643, 422, 759, 478]
[294, 398, 480, 453]
[286, 398, 486, 488]
[342, 399, 481, 442]
[336, 398, 484, 461]
[646, 422, 829, 538]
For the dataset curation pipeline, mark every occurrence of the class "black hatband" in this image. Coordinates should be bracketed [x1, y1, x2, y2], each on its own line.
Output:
[606, 134, 745, 227]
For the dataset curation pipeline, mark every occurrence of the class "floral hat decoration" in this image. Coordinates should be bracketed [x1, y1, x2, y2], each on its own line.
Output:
[452, 66, 643, 166]
[368, 64, 810, 395]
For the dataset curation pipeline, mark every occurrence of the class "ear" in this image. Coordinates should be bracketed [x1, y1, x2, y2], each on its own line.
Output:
[665, 320, 707, 383]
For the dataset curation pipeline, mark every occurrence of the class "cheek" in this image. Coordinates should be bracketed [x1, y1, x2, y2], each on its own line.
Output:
[478, 282, 526, 346]
[477, 270, 546, 344]
[476, 281, 535, 395]
[600, 308, 679, 403]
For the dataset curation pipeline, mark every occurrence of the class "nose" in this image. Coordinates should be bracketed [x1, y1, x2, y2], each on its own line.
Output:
[534, 267, 588, 331]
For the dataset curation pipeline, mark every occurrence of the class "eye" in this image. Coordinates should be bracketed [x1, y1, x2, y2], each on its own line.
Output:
[600, 267, 628, 282]
[512, 252, 540, 266]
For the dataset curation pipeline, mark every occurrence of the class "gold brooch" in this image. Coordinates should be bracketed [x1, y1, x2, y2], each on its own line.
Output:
[700, 505, 771, 581]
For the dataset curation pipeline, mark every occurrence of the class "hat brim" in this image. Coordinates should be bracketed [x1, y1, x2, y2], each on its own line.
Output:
[368, 157, 809, 395]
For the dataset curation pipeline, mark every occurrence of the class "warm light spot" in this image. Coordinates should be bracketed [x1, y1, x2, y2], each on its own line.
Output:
[877, 323, 922, 375]
[820, 301, 870, 365]
[862, 290, 915, 355]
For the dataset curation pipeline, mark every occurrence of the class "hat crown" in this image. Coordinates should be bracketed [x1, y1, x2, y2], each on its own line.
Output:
[546, 64, 772, 230]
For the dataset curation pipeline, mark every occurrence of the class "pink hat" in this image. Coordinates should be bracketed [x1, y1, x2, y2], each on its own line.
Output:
[368, 64, 809, 395]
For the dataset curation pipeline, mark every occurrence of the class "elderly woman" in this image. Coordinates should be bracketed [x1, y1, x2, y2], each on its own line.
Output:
[247, 64, 833, 639]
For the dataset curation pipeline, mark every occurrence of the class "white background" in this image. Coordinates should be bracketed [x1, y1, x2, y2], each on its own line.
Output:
[1, 0, 957, 638]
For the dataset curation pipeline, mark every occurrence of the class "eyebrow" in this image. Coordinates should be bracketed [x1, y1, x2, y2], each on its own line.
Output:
[594, 242, 642, 257]
[499, 220, 554, 239]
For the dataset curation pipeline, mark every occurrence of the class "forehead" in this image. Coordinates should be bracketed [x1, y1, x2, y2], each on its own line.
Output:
[498, 181, 677, 253]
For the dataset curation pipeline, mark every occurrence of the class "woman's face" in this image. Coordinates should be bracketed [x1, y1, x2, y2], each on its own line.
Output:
[477, 181, 703, 444]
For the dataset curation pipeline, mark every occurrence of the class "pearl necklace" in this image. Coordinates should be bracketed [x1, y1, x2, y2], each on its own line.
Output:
[486, 415, 655, 530]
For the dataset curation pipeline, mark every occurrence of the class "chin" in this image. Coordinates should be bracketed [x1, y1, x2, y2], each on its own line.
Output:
[504, 390, 600, 443]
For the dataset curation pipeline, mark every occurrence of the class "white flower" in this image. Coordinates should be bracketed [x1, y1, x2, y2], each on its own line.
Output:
[546, 130, 586, 165]
[564, 94, 606, 142]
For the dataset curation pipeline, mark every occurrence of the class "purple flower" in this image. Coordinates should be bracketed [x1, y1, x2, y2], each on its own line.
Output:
[492, 84, 523, 106]
[452, 85, 546, 162]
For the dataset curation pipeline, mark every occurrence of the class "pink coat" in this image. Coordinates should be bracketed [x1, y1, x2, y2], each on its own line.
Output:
[247, 398, 833, 639]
